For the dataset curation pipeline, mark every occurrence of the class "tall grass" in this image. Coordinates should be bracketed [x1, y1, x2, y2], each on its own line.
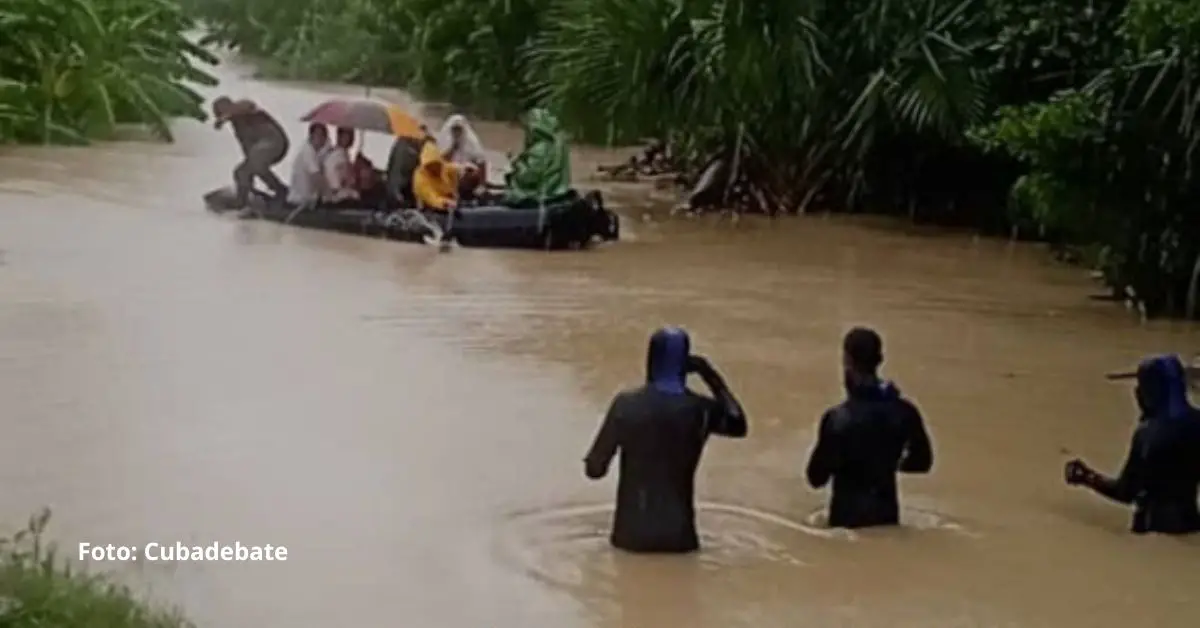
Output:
[0, 509, 192, 628]
[0, 0, 219, 144]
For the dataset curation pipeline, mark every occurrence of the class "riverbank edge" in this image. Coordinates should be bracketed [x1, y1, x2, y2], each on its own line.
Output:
[0, 509, 192, 628]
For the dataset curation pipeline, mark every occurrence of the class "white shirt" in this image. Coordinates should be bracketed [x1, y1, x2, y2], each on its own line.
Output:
[322, 147, 351, 191]
[288, 143, 325, 206]
[447, 142, 485, 165]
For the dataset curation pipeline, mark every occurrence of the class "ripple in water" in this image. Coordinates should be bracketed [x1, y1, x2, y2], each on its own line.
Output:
[493, 502, 844, 592]
[801, 505, 977, 537]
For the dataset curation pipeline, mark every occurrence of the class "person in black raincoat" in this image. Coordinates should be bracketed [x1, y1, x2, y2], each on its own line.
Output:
[806, 327, 934, 528]
[583, 327, 748, 553]
[1065, 354, 1200, 534]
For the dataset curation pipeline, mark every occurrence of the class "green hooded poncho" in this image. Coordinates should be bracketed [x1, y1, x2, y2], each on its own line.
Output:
[503, 108, 571, 205]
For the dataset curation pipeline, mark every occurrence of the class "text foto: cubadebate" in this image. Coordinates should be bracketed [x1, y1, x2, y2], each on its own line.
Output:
[79, 542, 288, 561]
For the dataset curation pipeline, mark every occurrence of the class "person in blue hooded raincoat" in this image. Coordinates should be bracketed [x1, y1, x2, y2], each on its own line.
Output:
[1065, 354, 1200, 534]
[583, 327, 748, 553]
[806, 327, 935, 529]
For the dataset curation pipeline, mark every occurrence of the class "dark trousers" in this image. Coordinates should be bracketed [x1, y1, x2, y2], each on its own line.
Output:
[234, 138, 289, 206]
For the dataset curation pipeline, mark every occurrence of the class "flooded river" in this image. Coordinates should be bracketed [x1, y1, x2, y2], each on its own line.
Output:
[1, 57, 1199, 627]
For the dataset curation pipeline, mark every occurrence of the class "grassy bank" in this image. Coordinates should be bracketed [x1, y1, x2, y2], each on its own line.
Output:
[0, 509, 192, 628]
[182, 0, 1200, 319]
[0, 0, 219, 144]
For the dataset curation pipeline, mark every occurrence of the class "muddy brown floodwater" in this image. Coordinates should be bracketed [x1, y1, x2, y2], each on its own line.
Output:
[2, 55, 1200, 628]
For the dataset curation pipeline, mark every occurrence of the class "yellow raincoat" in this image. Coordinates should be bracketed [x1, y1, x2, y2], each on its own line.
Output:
[412, 141, 459, 210]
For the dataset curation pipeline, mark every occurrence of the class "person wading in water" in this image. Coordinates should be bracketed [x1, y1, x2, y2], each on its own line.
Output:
[212, 96, 290, 209]
[583, 327, 748, 553]
[806, 327, 934, 528]
[1066, 354, 1200, 534]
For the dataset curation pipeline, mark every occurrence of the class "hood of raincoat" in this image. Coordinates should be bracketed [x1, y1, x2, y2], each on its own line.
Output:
[524, 108, 561, 144]
[502, 108, 571, 205]
[437, 114, 484, 161]
[646, 327, 690, 395]
[1136, 354, 1194, 421]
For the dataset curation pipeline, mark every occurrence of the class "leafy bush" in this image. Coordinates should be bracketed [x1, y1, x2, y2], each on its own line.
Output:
[974, 0, 1200, 317]
[0, 0, 219, 144]
[0, 509, 192, 628]
[55, 0, 1200, 317]
[191, 0, 1002, 213]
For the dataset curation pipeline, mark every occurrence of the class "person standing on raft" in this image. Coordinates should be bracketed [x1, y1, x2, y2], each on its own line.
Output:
[211, 96, 290, 208]
[1066, 354, 1200, 534]
[583, 327, 748, 553]
[806, 327, 934, 529]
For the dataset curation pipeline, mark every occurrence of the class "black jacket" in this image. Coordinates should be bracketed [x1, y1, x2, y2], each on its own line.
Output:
[1089, 417, 1200, 534]
[806, 381, 933, 528]
[584, 377, 746, 553]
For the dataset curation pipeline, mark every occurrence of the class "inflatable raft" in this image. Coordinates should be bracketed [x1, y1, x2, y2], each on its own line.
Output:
[202, 187, 620, 250]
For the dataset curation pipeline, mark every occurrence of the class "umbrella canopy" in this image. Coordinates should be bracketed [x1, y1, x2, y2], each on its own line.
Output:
[300, 99, 425, 139]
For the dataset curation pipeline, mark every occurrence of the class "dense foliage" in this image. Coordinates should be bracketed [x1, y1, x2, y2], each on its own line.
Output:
[183, 0, 1114, 219]
[973, 0, 1200, 317]
[0, 0, 218, 144]
[0, 0, 1185, 318]
[0, 509, 192, 628]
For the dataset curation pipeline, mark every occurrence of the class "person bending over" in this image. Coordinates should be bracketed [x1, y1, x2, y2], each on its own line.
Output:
[1065, 354, 1200, 534]
[806, 327, 934, 529]
[212, 96, 290, 208]
[584, 327, 748, 553]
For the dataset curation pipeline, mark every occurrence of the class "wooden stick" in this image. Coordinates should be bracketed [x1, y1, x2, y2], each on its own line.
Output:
[1105, 365, 1200, 381]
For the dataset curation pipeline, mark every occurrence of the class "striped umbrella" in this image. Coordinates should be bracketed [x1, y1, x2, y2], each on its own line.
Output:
[300, 99, 425, 139]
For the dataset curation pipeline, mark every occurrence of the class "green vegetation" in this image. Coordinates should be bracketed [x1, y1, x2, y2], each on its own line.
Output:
[0, 509, 192, 628]
[973, 0, 1200, 318]
[183, 0, 1200, 317]
[0, 0, 1191, 318]
[0, 0, 219, 144]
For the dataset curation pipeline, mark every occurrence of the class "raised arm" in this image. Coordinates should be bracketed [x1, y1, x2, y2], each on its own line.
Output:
[584, 395, 624, 480]
[690, 356, 747, 437]
[898, 399, 933, 474]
